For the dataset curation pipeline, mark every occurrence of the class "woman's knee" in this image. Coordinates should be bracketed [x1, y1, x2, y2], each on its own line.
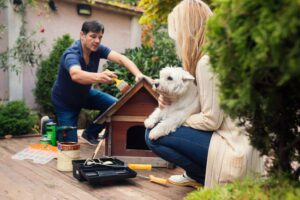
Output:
[145, 129, 156, 149]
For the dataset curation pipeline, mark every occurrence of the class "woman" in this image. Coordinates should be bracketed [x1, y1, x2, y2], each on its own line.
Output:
[145, 0, 264, 188]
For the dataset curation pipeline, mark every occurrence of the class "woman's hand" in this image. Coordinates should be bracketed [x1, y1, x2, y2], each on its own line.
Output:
[157, 92, 175, 109]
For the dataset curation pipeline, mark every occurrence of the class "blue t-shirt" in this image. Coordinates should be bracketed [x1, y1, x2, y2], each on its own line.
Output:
[51, 40, 111, 110]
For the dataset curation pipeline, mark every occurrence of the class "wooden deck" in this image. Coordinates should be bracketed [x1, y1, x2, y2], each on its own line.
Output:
[0, 136, 194, 200]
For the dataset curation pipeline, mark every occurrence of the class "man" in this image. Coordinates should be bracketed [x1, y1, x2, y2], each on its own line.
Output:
[51, 20, 144, 145]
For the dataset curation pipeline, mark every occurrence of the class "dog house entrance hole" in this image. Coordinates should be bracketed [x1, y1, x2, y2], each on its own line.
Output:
[126, 125, 149, 150]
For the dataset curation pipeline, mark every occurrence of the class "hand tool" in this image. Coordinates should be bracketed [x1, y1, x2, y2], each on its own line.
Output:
[86, 129, 152, 170]
[92, 139, 104, 159]
[113, 77, 131, 94]
[84, 159, 152, 171]
[89, 129, 106, 160]
[137, 174, 169, 185]
[104, 69, 131, 93]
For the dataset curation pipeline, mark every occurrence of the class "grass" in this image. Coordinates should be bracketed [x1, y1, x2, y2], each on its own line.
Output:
[185, 176, 300, 200]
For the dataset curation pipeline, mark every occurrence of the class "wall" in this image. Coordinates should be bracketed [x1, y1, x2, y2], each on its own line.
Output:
[0, 5, 9, 101]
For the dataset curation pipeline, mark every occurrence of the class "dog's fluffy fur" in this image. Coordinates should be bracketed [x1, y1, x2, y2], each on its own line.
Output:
[144, 67, 200, 140]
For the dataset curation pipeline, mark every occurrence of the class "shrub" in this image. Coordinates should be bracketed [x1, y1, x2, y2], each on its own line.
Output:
[77, 109, 100, 129]
[0, 101, 37, 136]
[185, 176, 300, 200]
[138, 0, 212, 24]
[206, 0, 300, 178]
[34, 34, 74, 115]
[99, 25, 181, 97]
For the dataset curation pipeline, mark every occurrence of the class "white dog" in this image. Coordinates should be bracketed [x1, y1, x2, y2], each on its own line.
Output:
[144, 67, 200, 140]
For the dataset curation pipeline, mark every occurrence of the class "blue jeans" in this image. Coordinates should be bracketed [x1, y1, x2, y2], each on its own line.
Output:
[145, 126, 212, 184]
[54, 89, 117, 142]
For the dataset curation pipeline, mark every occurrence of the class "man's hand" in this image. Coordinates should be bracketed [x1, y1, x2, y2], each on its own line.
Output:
[98, 70, 117, 84]
[70, 66, 117, 85]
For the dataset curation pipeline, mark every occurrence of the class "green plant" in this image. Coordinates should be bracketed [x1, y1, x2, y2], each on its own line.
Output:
[0, 0, 5, 8]
[0, 0, 44, 71]
[185, 176, 300, 200]
[206, 0, 300, 178]
[77, 109, 100, 129]
[34, 34, 74, 115]
[138, 0, 212, 24]
[0, 0, 6, 37]
[99, 25, 181, 97]
[106, 0, 138, 6]
[0, 101, 37, 136]
[138, 0, 181, 24]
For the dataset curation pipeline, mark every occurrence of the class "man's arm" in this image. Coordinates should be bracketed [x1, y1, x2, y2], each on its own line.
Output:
[69, 65, 117, 85]
[107, 50, 144, 80]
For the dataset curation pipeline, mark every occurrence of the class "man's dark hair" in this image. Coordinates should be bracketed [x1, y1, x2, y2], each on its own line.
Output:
[81, 20, 104, 34]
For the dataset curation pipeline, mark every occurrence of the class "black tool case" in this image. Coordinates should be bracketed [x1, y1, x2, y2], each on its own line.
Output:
[72, 157, 137, 184]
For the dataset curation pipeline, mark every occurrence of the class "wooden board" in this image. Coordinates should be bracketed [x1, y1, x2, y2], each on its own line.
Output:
[0, 137, 194, 200]
[114, 88, 157, 116]
[94, 79, 158, 125]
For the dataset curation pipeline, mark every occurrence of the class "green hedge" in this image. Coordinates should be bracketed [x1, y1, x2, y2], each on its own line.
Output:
[0, 101, 37, 136]
[99, 26, 181, 97]
[34, 34, 74, 115]
[206, 0, 300, 176]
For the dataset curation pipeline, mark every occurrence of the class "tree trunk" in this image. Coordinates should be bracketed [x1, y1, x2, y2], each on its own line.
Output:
[278, 130, 291, 174]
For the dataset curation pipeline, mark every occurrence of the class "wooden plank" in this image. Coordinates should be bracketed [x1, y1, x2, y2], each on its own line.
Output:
[110, 121, 156, 157]
[0, 133, 41, 139]
[0, 142, 98, 199]
[0, 137, 194, 199]
[113, 156, 171, 168]
[114, 88, 157, 116]
[112, 115, 147, 122]
[94, 79, 158, 124]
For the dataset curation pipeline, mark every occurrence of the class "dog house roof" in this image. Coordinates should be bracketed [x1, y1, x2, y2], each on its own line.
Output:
[94, 78, 158, 124]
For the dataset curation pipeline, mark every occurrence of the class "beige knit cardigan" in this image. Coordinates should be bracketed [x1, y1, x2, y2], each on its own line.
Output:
[184, 55, 264, 188]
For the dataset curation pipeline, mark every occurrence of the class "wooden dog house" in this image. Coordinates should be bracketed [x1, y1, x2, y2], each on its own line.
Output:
[94, 78, 170, 167]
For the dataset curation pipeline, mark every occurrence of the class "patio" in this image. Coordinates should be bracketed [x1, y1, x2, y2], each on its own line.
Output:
[0, 136, 194, 200]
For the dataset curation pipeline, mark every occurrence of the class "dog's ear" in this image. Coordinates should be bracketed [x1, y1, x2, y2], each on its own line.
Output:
[182, 72, 195, 82]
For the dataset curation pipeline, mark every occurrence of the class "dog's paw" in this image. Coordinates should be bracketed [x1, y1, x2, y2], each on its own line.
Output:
[149, 130, 161, 140]
[144, 118, 156, 128]
[170, 126, 177, 132]
[149, 127, 168, 140]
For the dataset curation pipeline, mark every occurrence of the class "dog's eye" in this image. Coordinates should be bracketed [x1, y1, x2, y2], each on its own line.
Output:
[167, 76, 173, 81]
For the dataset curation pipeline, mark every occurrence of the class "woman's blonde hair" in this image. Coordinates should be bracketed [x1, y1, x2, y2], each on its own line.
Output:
[168, 0, 212, 76]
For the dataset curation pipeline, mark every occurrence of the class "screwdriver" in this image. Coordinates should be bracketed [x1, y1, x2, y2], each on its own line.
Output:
[137, 174, 169, 185]
[126, 164, 168, 185]
[127, 164, 152, 170]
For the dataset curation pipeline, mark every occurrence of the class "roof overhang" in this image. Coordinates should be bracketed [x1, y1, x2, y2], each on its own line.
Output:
[94, 78, 158, 124]
[63, 0, 143, 17]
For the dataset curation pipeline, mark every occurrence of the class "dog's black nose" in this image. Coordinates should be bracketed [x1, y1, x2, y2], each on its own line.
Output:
[154, 83, 159, 88]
